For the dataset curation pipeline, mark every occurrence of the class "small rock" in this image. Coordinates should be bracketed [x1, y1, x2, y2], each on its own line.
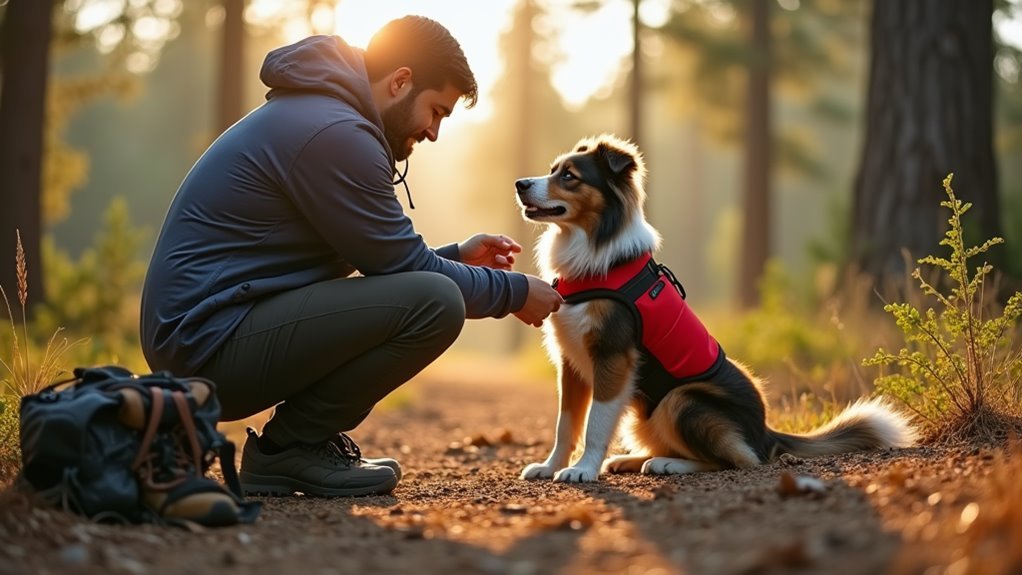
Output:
[777, 472, 827, 497]
[779, 453, 805, 466]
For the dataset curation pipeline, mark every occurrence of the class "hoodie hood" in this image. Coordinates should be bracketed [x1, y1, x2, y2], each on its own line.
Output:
[260, 34, 383, 133]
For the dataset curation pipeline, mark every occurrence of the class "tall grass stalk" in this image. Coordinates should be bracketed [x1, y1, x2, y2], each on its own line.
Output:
[1, 230, 79, 397]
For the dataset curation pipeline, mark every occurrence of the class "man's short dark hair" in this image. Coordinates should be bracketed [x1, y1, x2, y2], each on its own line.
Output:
[364, 15, 478, 109]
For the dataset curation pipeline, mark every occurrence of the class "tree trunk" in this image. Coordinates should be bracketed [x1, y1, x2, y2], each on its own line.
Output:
[850, 0, 999, 292]
[0, 0, 53, 316]
[218, 0, 245, 133]
[738, 0, 772, 309]
[630, 0, 642, 148]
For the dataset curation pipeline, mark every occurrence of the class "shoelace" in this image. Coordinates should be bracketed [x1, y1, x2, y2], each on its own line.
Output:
[305, 440, 352, 467]
[331, 432, 363, 464]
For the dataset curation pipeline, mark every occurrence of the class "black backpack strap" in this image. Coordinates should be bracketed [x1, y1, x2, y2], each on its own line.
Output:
[218, 441, 244, 498]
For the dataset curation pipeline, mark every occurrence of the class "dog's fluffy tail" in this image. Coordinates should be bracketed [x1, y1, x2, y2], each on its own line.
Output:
[769, 397, 917, 459]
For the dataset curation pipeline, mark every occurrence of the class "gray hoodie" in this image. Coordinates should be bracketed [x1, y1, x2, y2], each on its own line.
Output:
[140, 35, 528, 375]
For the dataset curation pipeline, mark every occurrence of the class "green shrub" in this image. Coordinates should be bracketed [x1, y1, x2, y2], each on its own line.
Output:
[705, 259, 873, 432]
[864, 174, 1022, 442]
[35, 197, 147, 361]
[715, 259, 857, 378]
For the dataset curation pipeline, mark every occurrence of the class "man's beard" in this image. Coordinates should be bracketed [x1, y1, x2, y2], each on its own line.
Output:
[381, 92, 418, 162]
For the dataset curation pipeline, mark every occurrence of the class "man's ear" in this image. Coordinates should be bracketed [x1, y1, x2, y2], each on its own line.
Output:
[390, 67, 413, 97]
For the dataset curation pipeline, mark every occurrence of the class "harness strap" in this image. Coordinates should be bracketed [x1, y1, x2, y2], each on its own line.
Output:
[558, 256, 664, 341]
[554, 253, 721, 415]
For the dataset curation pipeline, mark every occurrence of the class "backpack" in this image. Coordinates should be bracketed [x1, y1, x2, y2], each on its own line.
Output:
[17, 365, 261, 526]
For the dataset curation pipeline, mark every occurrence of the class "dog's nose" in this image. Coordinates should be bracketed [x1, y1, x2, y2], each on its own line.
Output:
[515, 179, 533, 194]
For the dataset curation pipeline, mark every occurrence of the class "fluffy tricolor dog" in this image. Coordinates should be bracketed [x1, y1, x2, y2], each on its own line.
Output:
[514, 134, 916, 483]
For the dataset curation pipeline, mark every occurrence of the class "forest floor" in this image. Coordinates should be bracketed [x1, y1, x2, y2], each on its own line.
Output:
[1, 355, 1020, 575]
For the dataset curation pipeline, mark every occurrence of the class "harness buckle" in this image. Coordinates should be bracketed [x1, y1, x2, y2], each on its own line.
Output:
[657, 263, 687, 300]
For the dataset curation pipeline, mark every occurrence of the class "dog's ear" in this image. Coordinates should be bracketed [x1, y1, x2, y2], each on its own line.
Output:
[597, 142, 637, 177]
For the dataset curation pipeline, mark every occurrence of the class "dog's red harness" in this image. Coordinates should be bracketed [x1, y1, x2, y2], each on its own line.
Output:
[554, 253, 724, 412]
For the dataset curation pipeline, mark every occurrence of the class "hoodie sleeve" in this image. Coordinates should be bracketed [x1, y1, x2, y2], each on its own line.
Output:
[284, 119, 528, 318]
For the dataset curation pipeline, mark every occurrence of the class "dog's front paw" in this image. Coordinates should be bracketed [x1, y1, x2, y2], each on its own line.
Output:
[520, 462, 558, 480]
[553, 466, 599, 483]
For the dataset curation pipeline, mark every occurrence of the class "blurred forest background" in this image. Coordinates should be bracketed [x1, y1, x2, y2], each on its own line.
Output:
[1, 0, 1021, 390]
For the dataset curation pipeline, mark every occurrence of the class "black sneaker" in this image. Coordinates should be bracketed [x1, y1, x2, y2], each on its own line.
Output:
[239, 429, 397, 497]
[331, 432, 403, 482]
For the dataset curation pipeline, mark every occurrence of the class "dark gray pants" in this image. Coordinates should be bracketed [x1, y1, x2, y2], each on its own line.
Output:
[197, 272, 465, 446]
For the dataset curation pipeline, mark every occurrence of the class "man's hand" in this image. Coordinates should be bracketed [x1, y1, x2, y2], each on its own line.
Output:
[513, 274, 563, 327]
[458, 234, 522, 270]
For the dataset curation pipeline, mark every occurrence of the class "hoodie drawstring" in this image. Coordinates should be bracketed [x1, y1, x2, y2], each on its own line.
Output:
[393, 159, 414, 209]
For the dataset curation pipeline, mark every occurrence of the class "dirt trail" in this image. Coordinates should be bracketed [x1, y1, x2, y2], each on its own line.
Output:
[0, 357, 1010, 574]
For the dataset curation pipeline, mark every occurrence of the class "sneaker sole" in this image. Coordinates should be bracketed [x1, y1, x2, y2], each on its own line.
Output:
[239, 471, 398, 497]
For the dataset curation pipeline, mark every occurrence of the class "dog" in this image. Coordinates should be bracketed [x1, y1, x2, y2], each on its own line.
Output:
[514, 134, 916, 483]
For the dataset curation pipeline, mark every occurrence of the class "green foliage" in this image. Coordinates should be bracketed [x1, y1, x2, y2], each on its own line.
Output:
[716, 259, 855, 373]
[865, 175, 1022, 437]
[709, 259, 866, 433]
[44, 74, 138, 226]
[36, 197, 148, 359]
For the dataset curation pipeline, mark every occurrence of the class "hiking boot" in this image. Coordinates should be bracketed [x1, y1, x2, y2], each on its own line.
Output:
[331, 432, 403, 482]
[239, 429, 398, 497]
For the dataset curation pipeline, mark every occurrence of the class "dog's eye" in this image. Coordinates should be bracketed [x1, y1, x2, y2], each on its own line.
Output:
[560, 171, 577, 182]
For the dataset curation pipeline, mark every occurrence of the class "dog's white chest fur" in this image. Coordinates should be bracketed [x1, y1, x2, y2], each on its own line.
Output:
[537, 220, 661, 387]
[545, 303, 598, 385]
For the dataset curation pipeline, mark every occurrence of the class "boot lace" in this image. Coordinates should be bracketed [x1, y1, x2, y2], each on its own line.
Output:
[331, 432, 363, 464]
[299, 440, 353, 468]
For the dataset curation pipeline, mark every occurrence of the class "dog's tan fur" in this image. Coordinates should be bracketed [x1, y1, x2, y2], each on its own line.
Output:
[514, 134, 917, 483]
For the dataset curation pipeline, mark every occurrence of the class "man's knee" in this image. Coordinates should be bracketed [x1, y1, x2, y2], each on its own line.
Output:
[413, 272, 466, 340]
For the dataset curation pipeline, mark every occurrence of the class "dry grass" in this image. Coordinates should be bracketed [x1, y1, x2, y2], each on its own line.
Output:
[0, 231, 85, 481]
[928, 406, 1022, 445]
[1, 231, 81, 398]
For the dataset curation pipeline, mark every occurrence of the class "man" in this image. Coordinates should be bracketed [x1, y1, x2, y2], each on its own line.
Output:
[140, 16, 562, 497]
